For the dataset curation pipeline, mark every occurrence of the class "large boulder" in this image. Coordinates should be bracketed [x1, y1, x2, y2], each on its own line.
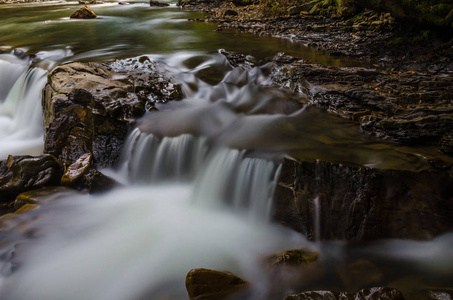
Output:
[43, 59, 182, 167]
[0, 155, 63, 201]
[273, 158, 453, 241]
[185, 268, 249, 300]
[70, 6, 97, 19]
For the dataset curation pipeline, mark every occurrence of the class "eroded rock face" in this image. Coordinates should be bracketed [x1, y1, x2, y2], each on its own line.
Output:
[185, 268, 249, 300]
[70, 5, 97, 19]
[0, 155, 63, 201]
[273, 158, 453, 240]
[285, 287, 405, 300]
[43, 59, 182, 167]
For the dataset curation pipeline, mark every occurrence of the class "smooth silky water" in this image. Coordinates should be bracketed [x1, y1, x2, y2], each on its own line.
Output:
[0, 1, 452, 299]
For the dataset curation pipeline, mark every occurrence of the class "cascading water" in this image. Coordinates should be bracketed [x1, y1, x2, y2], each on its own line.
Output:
[0, 57, 47, 159]
[0, 2, 452, 299]
[0, 127, 305, 300]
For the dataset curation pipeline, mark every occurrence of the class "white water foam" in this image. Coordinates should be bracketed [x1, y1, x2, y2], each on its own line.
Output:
[0, 66, 47, 159]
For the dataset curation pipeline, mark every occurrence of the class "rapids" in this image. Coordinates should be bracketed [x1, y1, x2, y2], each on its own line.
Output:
[0, 1, 452, 300]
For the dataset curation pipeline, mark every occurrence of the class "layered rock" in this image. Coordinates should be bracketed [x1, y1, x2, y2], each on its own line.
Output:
[273, 158, 453, 240]
[43, 59, 182, 167]
[271, 58, 453, 154]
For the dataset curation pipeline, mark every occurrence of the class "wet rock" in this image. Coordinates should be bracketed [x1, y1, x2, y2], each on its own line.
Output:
[0, 155, 63, 201]
[14, 204, 40, 214]
[61, 153, 92, 186]
[285, 287, 404, 300]
[13, 186, 79, 211]
[265, 248, 318, 268]
[273, 158, 453, 240]
[149, 0, 169, 6]
[82, 169, 118, 193]
[271, 60, 453, 153]
[43, 60, 181, 167]
[70, 5, 97, 19]
[185, 268, 249, 300]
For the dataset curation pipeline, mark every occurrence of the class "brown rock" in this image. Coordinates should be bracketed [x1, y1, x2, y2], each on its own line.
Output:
[61, 153, 92, 186]
[43, 60, 181, 167]
[70, 6, 97, 19]
[14, 204, 40, 214]
[185, 268, 249, 300]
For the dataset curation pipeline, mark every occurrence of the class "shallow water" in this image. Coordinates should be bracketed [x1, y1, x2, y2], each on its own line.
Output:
[0, 1, 452, 299]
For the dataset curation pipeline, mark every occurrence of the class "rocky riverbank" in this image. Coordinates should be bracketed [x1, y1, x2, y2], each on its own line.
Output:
[181, 0, 453, 74]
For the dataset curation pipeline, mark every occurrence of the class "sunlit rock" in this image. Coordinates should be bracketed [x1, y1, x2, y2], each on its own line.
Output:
[185, 268, 249, 300]
[61, 153, 92, 186]
[70, 6, 97, 19]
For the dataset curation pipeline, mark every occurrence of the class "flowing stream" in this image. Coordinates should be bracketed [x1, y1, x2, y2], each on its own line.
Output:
[0, 1, 452, 299]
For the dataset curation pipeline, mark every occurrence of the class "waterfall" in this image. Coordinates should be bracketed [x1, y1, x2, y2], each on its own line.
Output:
[0, 54, 29, 103]
[0, 63, 47, 159]
[115, 129, 281, 221]
[192, 148, 281, 221]
[116, 128, 209, 183]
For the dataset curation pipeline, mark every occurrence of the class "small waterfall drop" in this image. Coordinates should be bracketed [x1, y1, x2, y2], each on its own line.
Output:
[116, 128, 282, 221]
[0, 65, 47, 159]
[192, 148, 281, 221]
[116, 128, 209, 183]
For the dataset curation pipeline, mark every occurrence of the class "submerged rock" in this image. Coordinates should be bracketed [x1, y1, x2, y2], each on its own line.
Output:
[185, 268, 249, 300]
[43, 60, 181, 167]
[70, 5, 97, 19]
[273, 158, 453, 240]
[13, 186, 80, 211]
[0, 155, 63, 201]
[285, 287, 405, 300]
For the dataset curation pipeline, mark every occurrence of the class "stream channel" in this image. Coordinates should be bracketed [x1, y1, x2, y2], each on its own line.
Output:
[0, 1, 452, 299]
